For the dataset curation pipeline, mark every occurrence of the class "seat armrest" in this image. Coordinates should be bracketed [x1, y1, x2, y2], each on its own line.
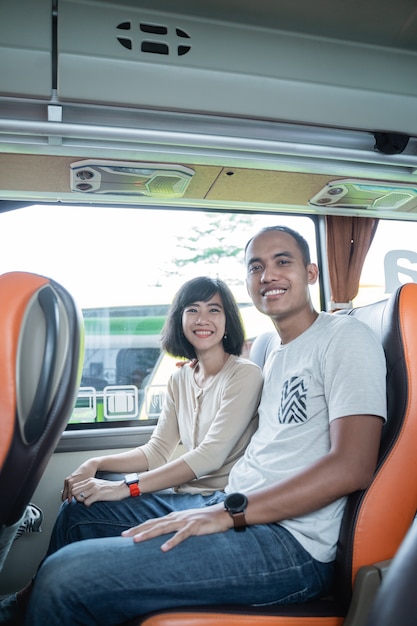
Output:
[343, 560, 392, 626]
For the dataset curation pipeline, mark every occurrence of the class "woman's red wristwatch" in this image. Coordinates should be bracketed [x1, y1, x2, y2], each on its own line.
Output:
[124, 473, 141, 497]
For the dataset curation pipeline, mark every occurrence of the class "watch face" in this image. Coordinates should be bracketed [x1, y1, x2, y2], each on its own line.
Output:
[124, 473, 139, 485]
[225, 492, 247, 513]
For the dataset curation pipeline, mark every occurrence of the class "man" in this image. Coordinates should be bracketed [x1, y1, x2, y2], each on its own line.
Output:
[24, 226, 386, 625]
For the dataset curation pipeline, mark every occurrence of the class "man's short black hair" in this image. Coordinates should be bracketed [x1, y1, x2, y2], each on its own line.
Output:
[245, 225, 312, 266]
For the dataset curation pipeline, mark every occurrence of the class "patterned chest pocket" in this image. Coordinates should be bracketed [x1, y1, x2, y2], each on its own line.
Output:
[278, 376, 308, 424]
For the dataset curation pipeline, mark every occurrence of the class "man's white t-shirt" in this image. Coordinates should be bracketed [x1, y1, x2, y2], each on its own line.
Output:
[227, 312, 387, 563]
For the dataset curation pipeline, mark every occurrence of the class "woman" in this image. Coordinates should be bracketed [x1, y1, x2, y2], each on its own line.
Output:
[62, 276, 263, 504]
[0, 277, 263, 624]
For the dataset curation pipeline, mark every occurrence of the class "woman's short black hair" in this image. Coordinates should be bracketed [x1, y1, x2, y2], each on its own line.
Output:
[161, 276, 245, 360]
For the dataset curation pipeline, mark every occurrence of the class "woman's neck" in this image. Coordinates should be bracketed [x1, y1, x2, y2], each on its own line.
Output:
[193, 349, 230, 388]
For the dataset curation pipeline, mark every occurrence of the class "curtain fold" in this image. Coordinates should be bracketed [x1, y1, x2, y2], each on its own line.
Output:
[326, 215, 379, 311]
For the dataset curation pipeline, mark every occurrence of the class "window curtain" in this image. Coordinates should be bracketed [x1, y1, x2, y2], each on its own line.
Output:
[326, 215, 379, 311]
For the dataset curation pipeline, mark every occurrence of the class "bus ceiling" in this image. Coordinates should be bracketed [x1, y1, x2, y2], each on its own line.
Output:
[1, 0, 417, 217]
[1, 0, 417, 135]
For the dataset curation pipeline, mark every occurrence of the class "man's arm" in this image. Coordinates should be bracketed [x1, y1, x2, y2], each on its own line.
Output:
[243, 413, 383, 523]
[122, 414, 383, 551]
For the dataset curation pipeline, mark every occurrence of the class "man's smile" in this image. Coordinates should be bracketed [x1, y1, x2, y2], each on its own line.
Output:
[262, 288, 287, 297]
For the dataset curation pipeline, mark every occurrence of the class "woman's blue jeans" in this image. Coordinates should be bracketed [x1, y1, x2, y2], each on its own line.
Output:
[25, 492, 334, 625]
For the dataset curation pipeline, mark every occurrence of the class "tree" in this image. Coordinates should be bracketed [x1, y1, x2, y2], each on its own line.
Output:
[166, 212, 256, 284]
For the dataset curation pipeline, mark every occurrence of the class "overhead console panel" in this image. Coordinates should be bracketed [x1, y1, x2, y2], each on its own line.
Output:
[1, 0, 417, 178]
[56, 0, 417, 133]
[0, 0, 52, 99]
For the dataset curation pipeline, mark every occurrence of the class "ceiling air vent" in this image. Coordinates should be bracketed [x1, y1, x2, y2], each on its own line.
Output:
[70, 161, 194, 198]
[116, 21, 191, 56]
[309, 179, 417, 211]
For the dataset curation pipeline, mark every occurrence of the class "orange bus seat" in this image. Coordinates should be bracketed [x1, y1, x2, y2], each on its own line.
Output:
[0, 271, 84, 571]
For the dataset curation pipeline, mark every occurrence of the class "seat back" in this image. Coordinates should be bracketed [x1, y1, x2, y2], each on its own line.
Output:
[0, 272, 83, 540]
[248, 329, 279, 368]
[334, 282, 417, 611]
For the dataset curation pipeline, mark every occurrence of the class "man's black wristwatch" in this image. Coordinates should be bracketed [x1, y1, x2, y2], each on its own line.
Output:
[224, 492, 248, 532]
[124, 472, 140, 497]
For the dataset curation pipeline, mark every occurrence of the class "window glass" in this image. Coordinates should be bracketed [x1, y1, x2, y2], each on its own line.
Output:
[3, 206, 415, 428]
[0, 205, 317, 428]
[355, 219, 417, 307]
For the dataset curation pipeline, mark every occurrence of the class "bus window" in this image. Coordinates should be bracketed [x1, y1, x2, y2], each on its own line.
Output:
[2, 204, 416, 430]
[355, 219, 417, 306]
[4, 205, 417, 429]
[0, 205, 318, 429]
[71, 306, 167, 424]
[0, 205, 417, 430]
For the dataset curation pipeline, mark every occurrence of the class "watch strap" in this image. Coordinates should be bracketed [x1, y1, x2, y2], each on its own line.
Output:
[128, 481, 140, 497]
[231, 511, 246, 532]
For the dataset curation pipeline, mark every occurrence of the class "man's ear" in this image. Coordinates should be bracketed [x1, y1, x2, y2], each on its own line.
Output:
[307, 263, 319, 285]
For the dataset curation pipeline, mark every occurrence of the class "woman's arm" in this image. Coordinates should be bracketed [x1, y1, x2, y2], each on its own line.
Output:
[65, 361, 263, 504]
[62, 447, 150, 502]
[179, 361, 263, 478]
[137, 457, 196, 494]
[135, 361, 264, 496]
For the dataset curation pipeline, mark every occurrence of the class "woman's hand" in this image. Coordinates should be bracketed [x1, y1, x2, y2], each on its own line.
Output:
[62, 459, 99, 502]
[121, 504, 232, 552]
[62, 459, 128, 504]
[67, 477, 128, 506]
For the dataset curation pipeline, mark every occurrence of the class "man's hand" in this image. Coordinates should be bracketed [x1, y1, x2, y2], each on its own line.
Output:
[121, 504, 232, 552]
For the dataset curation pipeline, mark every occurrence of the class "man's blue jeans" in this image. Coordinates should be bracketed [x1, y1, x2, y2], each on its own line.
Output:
[25, 492, 334, 625]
